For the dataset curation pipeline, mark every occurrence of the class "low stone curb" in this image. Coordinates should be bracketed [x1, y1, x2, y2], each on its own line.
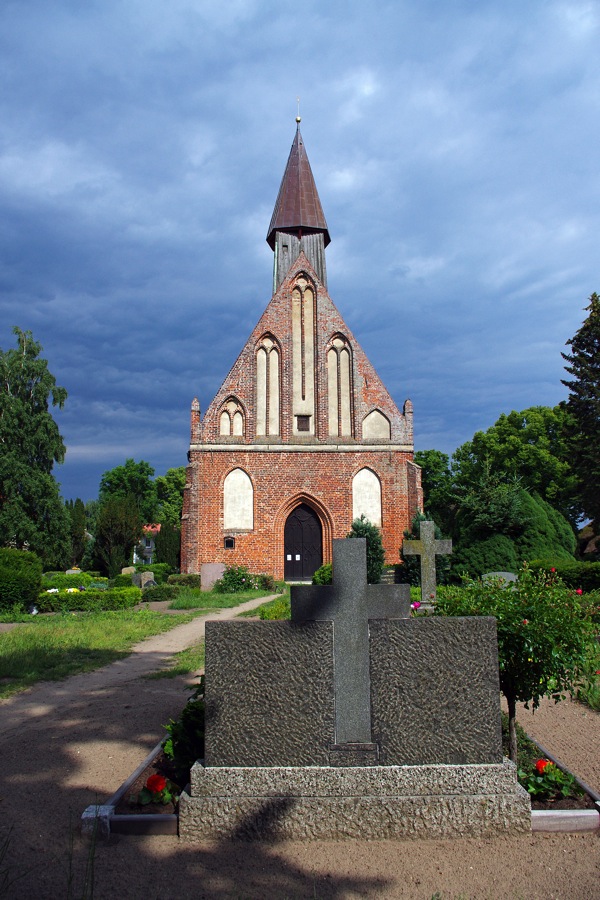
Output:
[82, 739, 178, 837]
[82, 740, 600, 838]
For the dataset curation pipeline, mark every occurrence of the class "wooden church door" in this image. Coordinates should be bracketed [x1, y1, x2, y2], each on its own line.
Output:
[284, 503, 323, 581]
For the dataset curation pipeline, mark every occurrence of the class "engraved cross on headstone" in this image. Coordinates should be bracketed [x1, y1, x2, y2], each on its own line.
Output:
[291, 539, 411, 750]
[402, 520, 452, 606]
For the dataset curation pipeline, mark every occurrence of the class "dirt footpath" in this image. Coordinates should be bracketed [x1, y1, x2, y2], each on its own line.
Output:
[0, 602, 598, 899]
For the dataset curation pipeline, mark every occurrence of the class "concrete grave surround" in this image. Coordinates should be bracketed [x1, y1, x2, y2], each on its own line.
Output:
[180, 539, 530, 840]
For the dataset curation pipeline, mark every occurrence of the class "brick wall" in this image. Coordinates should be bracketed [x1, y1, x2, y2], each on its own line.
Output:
[181, 253, 421, 579]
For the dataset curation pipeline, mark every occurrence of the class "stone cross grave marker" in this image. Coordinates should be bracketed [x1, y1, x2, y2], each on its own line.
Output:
[291, 538, 410, 750]
[402, 519, 452, 606]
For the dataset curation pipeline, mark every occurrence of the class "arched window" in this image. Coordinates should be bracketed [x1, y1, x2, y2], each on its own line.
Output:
[327, 335, 353, 436]
[256, 335, 280, 436]
[352, 468, 382, 527]
[218, 398, 245, 437]
[362, 409, 391, 439]
[223, 468, 253, 530]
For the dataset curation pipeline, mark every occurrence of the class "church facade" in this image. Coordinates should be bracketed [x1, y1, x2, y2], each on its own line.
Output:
[181, 123, 422, 581]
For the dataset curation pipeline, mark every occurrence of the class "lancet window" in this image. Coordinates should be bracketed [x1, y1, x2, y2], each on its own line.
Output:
[219, 398, 245, 437]
[327, 334, 353, 437]
[256, 335, 280, 436]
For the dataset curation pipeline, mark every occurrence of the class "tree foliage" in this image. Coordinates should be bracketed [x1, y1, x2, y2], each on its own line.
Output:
[155, 467, 186, 528]
[0, 328, 70, 567]
[415, 405, 578, 578]
[154, 525, 181, 570]
[66, 498, 87, 565]
[562, 292, 600, 529]
[435, 568, 594, 762]
[92, 495, 142, 577]
[99, 458, 157, 522]
[347, 515, 385, 584]
[452, 406, 576, 524]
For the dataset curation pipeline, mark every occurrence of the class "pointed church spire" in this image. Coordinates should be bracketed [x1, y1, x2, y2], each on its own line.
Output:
[267, 121, 330, 291]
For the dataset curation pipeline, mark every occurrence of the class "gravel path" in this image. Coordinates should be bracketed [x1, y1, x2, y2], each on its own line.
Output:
[0, 604, 598, 899]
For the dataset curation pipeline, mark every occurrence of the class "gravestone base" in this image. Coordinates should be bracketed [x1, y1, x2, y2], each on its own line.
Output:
[179, 759, 531, 841]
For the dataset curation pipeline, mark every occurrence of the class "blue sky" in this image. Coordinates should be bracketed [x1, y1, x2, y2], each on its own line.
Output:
[1, 1, 598, 501]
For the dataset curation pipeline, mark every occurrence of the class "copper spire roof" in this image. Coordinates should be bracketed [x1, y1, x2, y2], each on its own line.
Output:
[266, 124, 331, 250]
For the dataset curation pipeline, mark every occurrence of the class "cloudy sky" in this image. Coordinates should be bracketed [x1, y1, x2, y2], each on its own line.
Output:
[1, 1, 598, 501]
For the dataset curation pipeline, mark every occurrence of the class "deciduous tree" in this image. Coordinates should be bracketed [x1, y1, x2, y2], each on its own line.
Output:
[99, 458, 157, 523]
[435, 568, 594, 762]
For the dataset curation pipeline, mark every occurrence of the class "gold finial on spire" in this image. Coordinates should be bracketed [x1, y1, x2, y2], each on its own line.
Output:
[296, 96, 301, 123]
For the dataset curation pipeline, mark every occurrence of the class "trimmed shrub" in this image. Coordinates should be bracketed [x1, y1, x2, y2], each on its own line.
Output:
[529, 559, 600, 592]
[142, 583, 181, 602]
[168, 573, 201, 588]
[0, 548, 43, 611]
[41, 571, 96, 590]
[312, 563, 332, 585]
[257, 573, 277, 592]
[451, 534, 519, 579]
[37, 586, 141, 612]
[347, 515, 385, 584]
[112, 573, 134, 588]
[213, 566, 258, 593]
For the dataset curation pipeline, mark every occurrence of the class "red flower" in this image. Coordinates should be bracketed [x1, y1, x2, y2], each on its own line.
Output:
[550, 567, 556, 573]
[535, 759, 551, 775]
[576, 588, 583, 595]
[146, 774, 167, 794]
[522, 619, 528, 625]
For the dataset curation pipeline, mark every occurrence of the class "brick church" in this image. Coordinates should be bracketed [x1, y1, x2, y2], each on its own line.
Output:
[181, 121, 422, 581]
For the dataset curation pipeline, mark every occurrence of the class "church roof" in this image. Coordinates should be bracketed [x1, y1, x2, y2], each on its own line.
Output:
[266, 123, 331, 250]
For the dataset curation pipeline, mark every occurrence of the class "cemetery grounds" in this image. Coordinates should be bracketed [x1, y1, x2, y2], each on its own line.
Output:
[0, 592, 598, 897]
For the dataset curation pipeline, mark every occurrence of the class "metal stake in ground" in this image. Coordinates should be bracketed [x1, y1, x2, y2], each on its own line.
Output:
[402, 519, 452, 606]
[291, 538, 410, 748]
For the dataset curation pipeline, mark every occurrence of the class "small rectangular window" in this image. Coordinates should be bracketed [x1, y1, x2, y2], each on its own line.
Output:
[297, 415, 310, 432]
[224, 536, 235, 550]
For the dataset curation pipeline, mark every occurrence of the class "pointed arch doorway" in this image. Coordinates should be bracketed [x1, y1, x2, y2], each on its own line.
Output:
[284, 503, 323, 581]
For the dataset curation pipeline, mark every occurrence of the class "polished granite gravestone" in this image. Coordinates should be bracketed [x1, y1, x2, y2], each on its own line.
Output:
[179, 539, 530, 840]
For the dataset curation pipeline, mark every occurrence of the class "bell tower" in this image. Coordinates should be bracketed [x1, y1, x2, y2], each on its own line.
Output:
[266, 118, 330, 292]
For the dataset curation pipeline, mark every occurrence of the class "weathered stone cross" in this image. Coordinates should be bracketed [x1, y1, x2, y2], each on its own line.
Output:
[402, 520, 452, 605]
[291, 539, 410, 747]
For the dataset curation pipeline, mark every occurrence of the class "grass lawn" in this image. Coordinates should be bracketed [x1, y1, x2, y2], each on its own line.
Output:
[0, 587, 281, 698]
[168, 587, 275, 610]
[146, 643, 206, 679]
[0, 608, 203, 699]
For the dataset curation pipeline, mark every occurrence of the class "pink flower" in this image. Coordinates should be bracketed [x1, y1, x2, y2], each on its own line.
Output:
[576, 588, 583, 595]
[411, 601, 421, 610]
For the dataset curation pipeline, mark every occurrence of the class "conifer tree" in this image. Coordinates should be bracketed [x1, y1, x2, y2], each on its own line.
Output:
[562, 293, 600, 528]
[0, 328, 70, 567]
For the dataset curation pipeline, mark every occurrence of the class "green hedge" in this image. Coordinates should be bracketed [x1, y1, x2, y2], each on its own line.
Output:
[142, 583, 181, 602]
[41, 572, 107, 590]
[529, 559, 600, 592]
[0, 548, 43, 611]
[168, 573, 201, 588]
[37, 586, 141, 612]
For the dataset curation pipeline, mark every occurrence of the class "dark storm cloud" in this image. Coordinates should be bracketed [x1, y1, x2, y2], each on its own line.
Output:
[1, 1, 599, 498]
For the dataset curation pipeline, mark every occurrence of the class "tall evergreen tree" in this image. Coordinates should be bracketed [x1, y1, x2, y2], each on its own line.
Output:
[562, 293, 600, 529]
[0, 328, 70, 567]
